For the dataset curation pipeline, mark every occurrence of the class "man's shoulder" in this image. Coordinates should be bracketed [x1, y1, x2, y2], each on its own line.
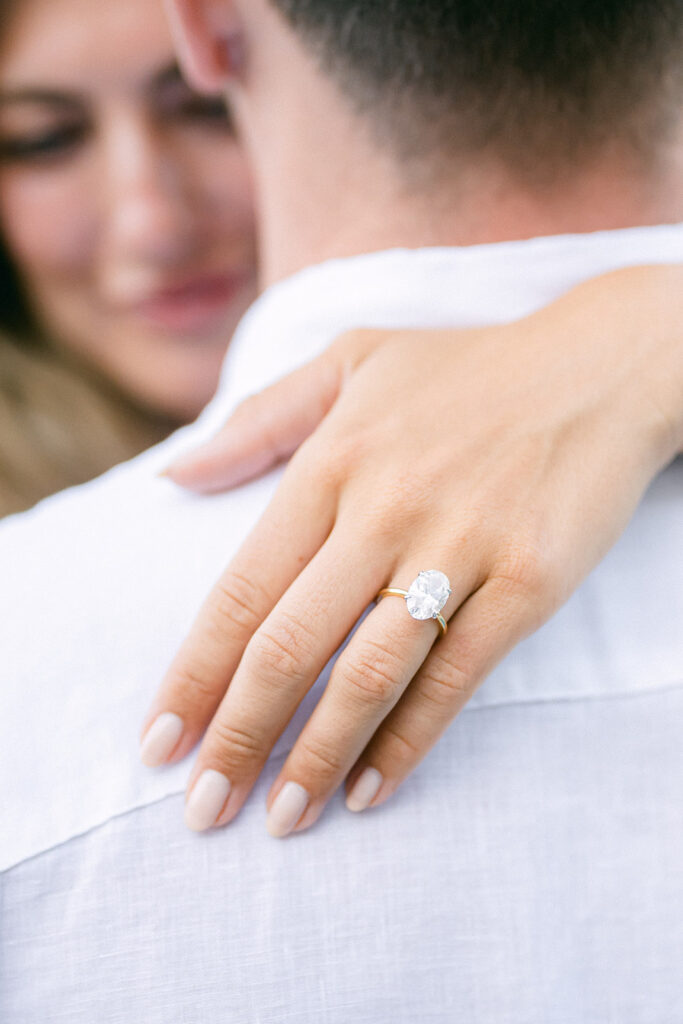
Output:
[0, 423, 285, 871]
[2, 220, 682, 874]
[227, 223, 683, 399]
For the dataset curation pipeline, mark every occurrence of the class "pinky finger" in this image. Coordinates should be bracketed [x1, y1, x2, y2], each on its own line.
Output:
[342, 576, 541, 813]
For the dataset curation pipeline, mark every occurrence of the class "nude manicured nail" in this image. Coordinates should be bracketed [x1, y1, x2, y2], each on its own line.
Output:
[184, 770, 232, 832]
[346, 768, 383, 812]
[139, 712, 185, 766]
[266, 782, 310, 838]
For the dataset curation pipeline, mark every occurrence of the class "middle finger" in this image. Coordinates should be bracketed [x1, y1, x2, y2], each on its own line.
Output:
[182, 526, 386, 831]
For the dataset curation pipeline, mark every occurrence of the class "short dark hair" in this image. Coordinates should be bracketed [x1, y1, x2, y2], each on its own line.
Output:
[271, 0, 683, 180]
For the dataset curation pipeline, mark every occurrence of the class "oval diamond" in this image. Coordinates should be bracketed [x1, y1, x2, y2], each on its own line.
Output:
[405, 570, 451, 621]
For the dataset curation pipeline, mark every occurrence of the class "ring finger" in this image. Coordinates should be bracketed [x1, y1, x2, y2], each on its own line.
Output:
[342, 573, 541, 816]
[264, 558, 486, 837]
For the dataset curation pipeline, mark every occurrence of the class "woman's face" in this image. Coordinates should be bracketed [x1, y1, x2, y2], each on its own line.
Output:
[0, 0, 258, 420]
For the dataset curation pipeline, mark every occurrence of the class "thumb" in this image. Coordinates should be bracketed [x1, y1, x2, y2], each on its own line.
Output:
[162, 329, 381, 493]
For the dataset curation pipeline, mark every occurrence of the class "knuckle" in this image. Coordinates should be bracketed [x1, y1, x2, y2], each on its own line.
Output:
[207, 717, 263, 768]
[418, 653, 473, 709]
[493, 536, 553, 605]
[297, 735, 345, 781]
[230, 393, 273, 440]
[318, 430, 361, 482]
[349, 473, 432, 545]
[339, 639, 404, 706]
[313, 411, 383, 486]
[167, 661, 222, 712]
[651, 395, 680, 460]
[330, 327, 379, 363]
[246, 611, 317, 683]
[286, 429, 345, 489]
[208, 569, 268, 639]
[232, 393, 262, 421]
[377, 720, 423, 761]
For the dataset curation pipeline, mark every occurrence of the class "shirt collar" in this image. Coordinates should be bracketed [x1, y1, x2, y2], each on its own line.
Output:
[194, 223, 683, 439]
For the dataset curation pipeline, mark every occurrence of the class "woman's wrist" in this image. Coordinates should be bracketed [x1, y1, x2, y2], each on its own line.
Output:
[543, 264, 683, 466]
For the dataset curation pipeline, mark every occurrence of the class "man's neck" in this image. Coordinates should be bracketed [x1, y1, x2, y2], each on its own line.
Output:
[234, 6, 683, 288]
[253, 154, 683, 289]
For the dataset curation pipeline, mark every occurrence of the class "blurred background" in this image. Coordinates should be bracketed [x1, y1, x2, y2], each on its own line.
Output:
[0, 0, 259, 518]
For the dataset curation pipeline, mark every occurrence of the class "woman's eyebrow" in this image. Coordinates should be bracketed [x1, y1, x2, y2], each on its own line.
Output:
[0, 63, 187, 107]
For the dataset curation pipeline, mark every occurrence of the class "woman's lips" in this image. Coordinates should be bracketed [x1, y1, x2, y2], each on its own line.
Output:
[133, 272, 252, 335]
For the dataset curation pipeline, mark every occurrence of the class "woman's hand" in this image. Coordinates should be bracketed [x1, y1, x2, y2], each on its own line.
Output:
[140, 265, 683, 838]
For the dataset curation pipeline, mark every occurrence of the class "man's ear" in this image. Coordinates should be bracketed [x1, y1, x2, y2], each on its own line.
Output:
[164, 0, 241, 94]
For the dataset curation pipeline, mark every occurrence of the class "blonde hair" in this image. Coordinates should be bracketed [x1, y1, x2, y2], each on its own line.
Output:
[0, 334, 175, 518]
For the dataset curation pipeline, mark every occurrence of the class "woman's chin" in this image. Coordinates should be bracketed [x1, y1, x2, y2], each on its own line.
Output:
[128, 380, 220, 424]
[95, 340, 228, 424]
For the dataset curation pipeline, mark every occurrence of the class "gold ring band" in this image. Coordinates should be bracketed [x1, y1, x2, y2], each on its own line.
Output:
[376, 588, 448, 637]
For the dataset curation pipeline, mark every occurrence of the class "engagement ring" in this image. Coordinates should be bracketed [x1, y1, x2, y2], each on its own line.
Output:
[376, 570, 451, 636]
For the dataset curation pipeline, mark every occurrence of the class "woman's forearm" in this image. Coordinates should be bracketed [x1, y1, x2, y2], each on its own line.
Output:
[527, 264, 683, 463]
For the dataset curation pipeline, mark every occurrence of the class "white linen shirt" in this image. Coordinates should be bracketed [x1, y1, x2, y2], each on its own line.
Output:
[1, 226, 683, 1023]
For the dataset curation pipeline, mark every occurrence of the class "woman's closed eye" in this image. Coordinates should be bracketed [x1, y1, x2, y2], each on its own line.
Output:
[158, 91, 236, 134]
[0, 120, 89, 164]
[153, 70, 235, 134]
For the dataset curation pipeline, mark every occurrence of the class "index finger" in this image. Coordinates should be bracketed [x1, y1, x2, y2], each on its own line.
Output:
[138, 449, 337, 768]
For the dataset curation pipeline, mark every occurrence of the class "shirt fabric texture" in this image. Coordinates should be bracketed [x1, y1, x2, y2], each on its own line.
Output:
[1, 226, 683, 1023]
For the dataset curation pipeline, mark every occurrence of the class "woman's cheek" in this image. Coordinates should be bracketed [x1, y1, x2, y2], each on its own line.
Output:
[0, 167, 96, 278]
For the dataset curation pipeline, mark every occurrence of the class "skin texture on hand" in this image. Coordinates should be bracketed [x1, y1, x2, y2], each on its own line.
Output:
[141, 264, 683, 838]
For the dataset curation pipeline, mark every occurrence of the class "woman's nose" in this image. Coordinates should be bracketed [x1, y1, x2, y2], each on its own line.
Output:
[101, 118, 197, 270]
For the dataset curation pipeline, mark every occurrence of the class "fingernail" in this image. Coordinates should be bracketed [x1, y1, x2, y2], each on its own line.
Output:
[158, 460, 182, 478]
[346, 767, 383, 812]
[266, 781, 310, 838]
[161, 450, 200, 477]
[184, 769, 232, 832]
[157, 455, 190, 479]
[139, 712, 185, 766]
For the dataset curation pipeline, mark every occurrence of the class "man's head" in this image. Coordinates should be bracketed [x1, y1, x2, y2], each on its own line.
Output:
[167, 0, 683, 280]
[269, 0, 683, 179]
[171, 0, 683, 177]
